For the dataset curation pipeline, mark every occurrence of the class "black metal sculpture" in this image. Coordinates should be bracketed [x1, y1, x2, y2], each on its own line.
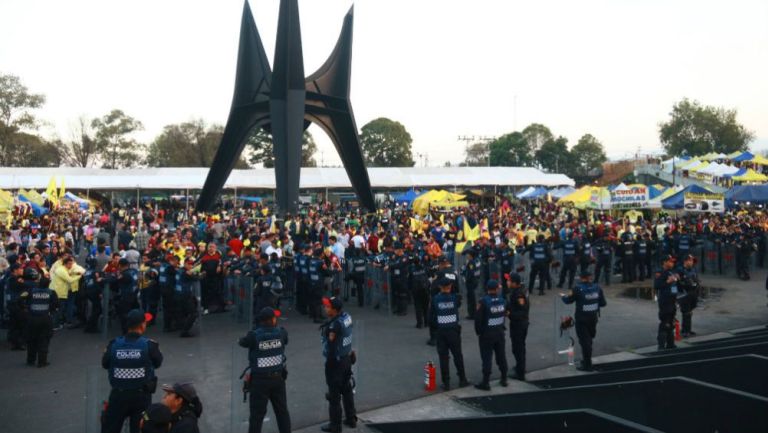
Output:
[196, 0, 375, 213]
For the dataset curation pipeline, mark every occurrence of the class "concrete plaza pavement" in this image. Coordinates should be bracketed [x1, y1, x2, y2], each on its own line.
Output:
[1, 270, 766, 433]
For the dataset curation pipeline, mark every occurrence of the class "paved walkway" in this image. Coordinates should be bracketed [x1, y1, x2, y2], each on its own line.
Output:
[1, 270, 766, 433]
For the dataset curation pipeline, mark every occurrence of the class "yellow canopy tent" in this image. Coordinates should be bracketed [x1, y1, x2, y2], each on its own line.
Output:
[412, 190, 467, 215]
[0, 189, 13, 212]
[557, 186, 609, 210]
[688, 161, 710, 173]
[749, 155, 768, 166]
[732, 169, 768, 183]
[699, 152, 718, 161]
[557, 186, 592, 205]
[727, 150, 744, 159]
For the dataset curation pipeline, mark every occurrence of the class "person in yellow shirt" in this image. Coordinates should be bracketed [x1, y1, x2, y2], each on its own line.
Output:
[49, 255, 84, 328]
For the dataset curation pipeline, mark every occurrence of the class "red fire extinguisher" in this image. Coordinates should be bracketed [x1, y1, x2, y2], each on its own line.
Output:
[424, 361, 436, 391]
[674, 319, 682, 341]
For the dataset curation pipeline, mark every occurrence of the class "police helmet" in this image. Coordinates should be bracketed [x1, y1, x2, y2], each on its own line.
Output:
[23, 267, 40, 281]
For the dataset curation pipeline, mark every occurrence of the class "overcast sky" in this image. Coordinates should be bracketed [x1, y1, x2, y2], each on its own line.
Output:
[1, 0, 766, 166]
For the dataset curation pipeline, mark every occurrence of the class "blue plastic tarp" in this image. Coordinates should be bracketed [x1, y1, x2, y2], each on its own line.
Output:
[724, 167, 747, 178]
[238, 196, 262, 203]
[725, 185, 768, 206]
[517, 186, 548, 199]
[648, 185, 665, 199]
[732, 152, 754, 163]
[63, 192, 89, 209]
[18, 195, 49, 216]
[661, 185, 712, 209]
[393, 189, 421, 205]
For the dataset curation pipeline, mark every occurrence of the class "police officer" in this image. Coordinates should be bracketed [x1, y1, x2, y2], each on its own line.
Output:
[83, 257, 104, 333]
[158, 255, 179, 333]
[320, 297, 357, 433]
[308, 249, 328, 324]
[410, 256, 430, 328]
[635, 233, 653, 282]
[348, 246, 367, 307]
[579, 234, 594, 274]
[557, 231, 579, 290]
[474, 280, 508, 390]
[594, 234, 613, 286]
[295, 244, 310, 314]
[255, 265, 281, 313]
[654, 255, 679, 350]
[21, 268, 58, 367]
[175, 258, 198, 338]
[505, 273, 529, 381]
[102, 309, 163, 433]
[675, 227, 693, 262]
[528, 235, 552, 295]
[386, 242, 410, 316]
[6, 263, 27, 350]
[462, 249, 481, 319]
[677, 255, 700, 338]
[620, 231, 636, 283]
[561, 271, 607, 371]
[238, 307, 290, 433]
[427, 257, 459, 346]
[112, 258, 140, 334]
[430, 277, 469, 391]
[495, 240, 515, 280]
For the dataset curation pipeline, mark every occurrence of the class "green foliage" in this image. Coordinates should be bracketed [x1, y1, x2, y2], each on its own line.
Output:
[522, 123, 553, 159]
[0, 73, 47, 166]
[59, 117, 99, 167]
[360, 117, 414, 167]
[571, 134, 607, 176]
[147, 119, 249, 168]
[535, 136, 571, 173]
[462, 141, 489, 166]
[91, 109, 144, 169]
[659, 98, 754, 156]
[247, 128, 317, 168]
[490, 132, 533, 166]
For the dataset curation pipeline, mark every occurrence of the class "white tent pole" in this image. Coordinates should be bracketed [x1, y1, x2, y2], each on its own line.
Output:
[185, 188, 189, 216]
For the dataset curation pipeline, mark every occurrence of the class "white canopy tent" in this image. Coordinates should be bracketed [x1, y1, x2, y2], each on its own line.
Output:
[0, 167, 574, 190]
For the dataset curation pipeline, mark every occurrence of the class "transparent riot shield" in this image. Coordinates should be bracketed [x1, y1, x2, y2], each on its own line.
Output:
[85, 366, 110, 433]
[550, 248, 564, 283]
[100, 282, 111, 340]
[513, 248, 529, 288]
[231, 275, 254, 326]
[231, 342, 250, 433]
[488, 258, 501, 284]
[722, 243, 737, 277]
[703, 240, 717, 274]
[193, 280, 203, 335]
[367, 265, 391, 315]
[553, 294, 575, 367]
[351, 319, 364, 395]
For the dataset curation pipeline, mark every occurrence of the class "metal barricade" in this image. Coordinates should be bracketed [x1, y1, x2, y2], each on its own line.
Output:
[513, 248, 529, 288]
[454, 251, 468, 297]
[550, 248, 564, 284]
[702, 240, 718, 274]
[721, 243, 737, 277]
[691, 244, 705, 274]
[365, 264, 391, 314]
[192, 280, 203, 335]
[488, 259, 501, 284]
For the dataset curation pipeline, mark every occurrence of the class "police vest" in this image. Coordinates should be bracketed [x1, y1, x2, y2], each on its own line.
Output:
[28, 287, 52, 316]
[174, 269, 192, 295]
[598, 243, 612, 257]
[108, 336, 153, 389]
[481, 295, 506, 330]
[158, 263, 169, 286]
[297, 255, 308, 275]
[533, 244, 546, 261]
[637, 241, 647, 255]
[574, 283, 601, 318]
[308, 259, 322, 285]
[323, 312, 353, 360]
[499, 250, 513, 268]
[622, 238, 634, 255]
[352, 257, 366, 274]
[582, 242, 592, 257]
[248, 326, 285, 374]
[563, 241, 577, 256]
[84, 270, 98, 292]
[120, 269, 139, 298]
[434, 293, 459, 329]
[678, 236, 691, 252]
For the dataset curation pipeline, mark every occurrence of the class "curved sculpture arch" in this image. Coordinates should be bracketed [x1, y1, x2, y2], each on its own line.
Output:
[197, 0, 375, 213]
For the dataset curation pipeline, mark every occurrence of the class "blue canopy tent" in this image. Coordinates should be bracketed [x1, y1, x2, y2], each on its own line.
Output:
[18, 195, 49, 216]
[661, 185, 712, 210]
[63, 192, 89, 209]
[392, 189, 421, 206]
[732, 152, 755, 163]
[517, 186, 547, 200]
[238, 196, 263, 203]
[648, 185, 665, 199]
[549, 186, 576, 199]
[724, 167, 747, 178]
[725, 185, 768, 208]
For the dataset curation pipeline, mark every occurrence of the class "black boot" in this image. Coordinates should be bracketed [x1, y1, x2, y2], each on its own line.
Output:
[37, 352, 50, 368]
[500, 371, 509, 387]
[320, 423, 341, 433]
[343, 416, 358, 428]
[458, 375, 470, 388]
[26, 352, 36, 366]
[474, 374, 491, 391]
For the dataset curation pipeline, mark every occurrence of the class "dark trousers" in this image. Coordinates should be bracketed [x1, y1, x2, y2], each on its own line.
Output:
[176, 295, 197, 335]
[25, 314, 53, 365]
[558, 259, 577, 289]
[594, 258, 611, 286]
[636, 256, 651, 281]
[657, 308, 676, 349]
[7, 304, 26, 348]
[528, 263, 551, 293]
[622, 255, 635, 283]
[575, 317, 598, 366]
[325, 356, 356, 430]
[478, 332, 507, 380]
[465, 283, 477, 318]
[509, 321, 528, 377]
[351, 275, 365, 307]
[85, 291, 102, 332]
[249, 374, 291, 433]
[678, 295, 697, 334]
[296, 277, 308, 314]
[309, 284, 323, 321]
[102, 389, 151, 433]
[140, 286, 159, 322]
[392, 279, 408, 315]
[161, 289, 176, 331]
[412, 287, 429, 327]
[436, 328, 466, 384]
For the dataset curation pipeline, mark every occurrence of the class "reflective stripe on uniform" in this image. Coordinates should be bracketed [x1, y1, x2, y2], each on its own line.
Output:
[112, 368, 146, 379]
[438, 315, 457, 324]
[257, 355, 284, 368]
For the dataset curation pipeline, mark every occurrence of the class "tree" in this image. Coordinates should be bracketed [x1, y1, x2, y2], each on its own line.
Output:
[59, 116, 100, 167]
[488, 132, 534, 166]
[146, 120, 249, 168]
[247, 128, 317, 168]
[360, 117, 414, 167]
[571, 134, 607, 177]
[462, 141, 489, 166]
[0, 73, 46, 166]
[521, 123, 553, 159]
[12, 133, 60, 167]
[659, 98, 754, 156]
[91, 109, 144, 169]
[535, 136, 571, 173]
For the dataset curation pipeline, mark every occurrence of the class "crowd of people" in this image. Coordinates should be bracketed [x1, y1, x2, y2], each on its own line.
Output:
[2, 195, 768, 432]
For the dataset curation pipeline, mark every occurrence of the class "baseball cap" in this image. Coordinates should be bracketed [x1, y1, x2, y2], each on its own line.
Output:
[126, 309, 153, 328]
[257, 307, 281, 321]
[486, 280, 499, 290]
[161, 382, 198, 404]
[322, 296, 343, 310]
